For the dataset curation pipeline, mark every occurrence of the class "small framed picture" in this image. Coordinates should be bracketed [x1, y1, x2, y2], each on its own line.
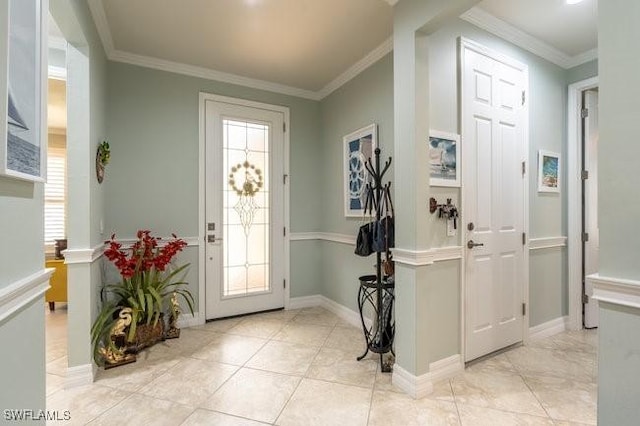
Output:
[343, 124, 377, 217]
[429, 130, 460, 187]
[538, 150, 560, 193]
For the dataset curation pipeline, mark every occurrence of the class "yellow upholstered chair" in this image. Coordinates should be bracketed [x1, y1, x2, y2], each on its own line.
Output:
[45, 259, 67, 310]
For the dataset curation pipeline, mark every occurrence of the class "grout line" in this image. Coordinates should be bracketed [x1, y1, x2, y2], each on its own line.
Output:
[450, 379, 463, 424]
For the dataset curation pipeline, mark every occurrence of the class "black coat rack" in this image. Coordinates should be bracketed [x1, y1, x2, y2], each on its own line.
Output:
[357, 148, 395, 373]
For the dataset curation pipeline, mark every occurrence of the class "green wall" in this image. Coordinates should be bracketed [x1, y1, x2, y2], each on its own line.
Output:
[104, 61, 323, 313]
[597, 0, 640, 423]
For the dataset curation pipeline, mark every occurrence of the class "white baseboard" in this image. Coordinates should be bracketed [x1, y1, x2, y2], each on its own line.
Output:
[66, 364, 95, 388]
[177, 312, 205, 328]
[529, 316, 568, 340]
[392, 354, 463, 399]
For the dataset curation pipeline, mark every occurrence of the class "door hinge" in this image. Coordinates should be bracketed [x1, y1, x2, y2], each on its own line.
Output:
[582, 232, 589, 243]
[522, 232, 526, 245]
[283, 279, 286, 289]
[522, 303, 526, 316]
[582, 294, 589, 304]
[283, 174, 288, 184]
[283, 122, 286, 132]
[581, 170, 589, 180]
[581, 108, 589, 118]
[521, 90, 526, 105]
[521, 161, 526, 176]
[283, 227, 287, 237]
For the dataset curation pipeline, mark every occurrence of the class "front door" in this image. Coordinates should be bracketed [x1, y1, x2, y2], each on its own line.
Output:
[204, 97, 286, 319]
[462, 40, 528, 362]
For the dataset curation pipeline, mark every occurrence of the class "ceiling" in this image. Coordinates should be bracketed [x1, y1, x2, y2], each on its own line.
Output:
[88, 0, 597, 100]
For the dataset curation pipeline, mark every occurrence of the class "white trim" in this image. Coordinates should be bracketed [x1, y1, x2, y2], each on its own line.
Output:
[198, 93, 291, 321]
[392, 246, 463, 266]
[48, 35, 67, 51]
[392, 355, 464, 399]
[65, 364, 95, 388]
[529, 236, 567, 250]
[317, 38, 393, 99]
[321, 295, 371, 329]
[460, 7, 597, 69]
[567, 76, 599, 331]
[0, 269, 54, 323]
[288, 295, 323, 310]
[529, 316, 568, 340]
[48, 65, 66, 80]
[290, 232, 356, 246]
[62, 244, 105, 265]
[112, 236, 200, 248]
[589, 274, 640, 310]
[176, 312, 205, 329]
[87, 0, 392, 101]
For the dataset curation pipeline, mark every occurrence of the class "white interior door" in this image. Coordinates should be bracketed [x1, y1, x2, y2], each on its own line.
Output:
[462, 40, 528, 362]
[583, 89, 599, 328]
[204, 98, 285, 319]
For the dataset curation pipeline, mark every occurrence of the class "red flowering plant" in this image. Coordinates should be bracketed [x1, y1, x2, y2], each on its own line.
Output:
[91, 230, 194, 364]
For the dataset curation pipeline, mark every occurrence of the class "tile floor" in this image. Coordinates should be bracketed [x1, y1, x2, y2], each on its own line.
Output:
[45, 306, 598, 425]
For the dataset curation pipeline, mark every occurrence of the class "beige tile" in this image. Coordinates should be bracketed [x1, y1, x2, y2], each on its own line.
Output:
[246, 340, 319, 375]
[277, 379, 371, 426]
[46, 355, 68, 377]
[549, 330, 598, 354]
[465, 353, 518, 375]
[457, 403, 553, 426]
[323, 325, 368, 353]
[253, 309, 300, 322]
[292, 309, 341, 326]
[46, 384, 130, 425]
[306, 347, 377, 388]
[227, 318, 286, 339]
[202, 368, 300, 423]
[367, 389, 460, 426]
[191, 333, 267, 366]
[505, 346, 595, 382]
[181, 409, 269, 425]
[272, 322, 333, 347]
[451, 369, 547, 417]
[523, 375, 597, 425]
[46, 339, 68, 363]
[46, 373, 66, 397]
[88, 393, 194, 426]
[94, 354, 183, 392]
[191, 317, 244, 334]
[139, 358, 238, 406]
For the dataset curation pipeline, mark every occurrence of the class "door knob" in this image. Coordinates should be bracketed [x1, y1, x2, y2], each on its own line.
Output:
[467, 240, 484, 249]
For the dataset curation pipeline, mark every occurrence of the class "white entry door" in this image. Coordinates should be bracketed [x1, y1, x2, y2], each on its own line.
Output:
[583, 89, 599, 328]
[204, 96, 286, 319]
[462, 40, 528, 362]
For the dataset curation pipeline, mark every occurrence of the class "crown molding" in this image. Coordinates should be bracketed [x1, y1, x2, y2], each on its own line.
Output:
[461, 7, 597, 70]
[88, 0, 392, 101]
[317, 37, 393, 99]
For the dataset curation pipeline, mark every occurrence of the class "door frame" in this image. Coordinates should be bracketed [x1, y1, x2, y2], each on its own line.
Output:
[459, 37, 531, 360]
[198, 93, 290, 321]
[567, 76, 599, 331]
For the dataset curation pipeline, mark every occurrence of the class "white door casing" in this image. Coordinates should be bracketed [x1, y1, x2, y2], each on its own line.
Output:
[583, 89, 599, 328]
[200, 94, 289, 320]
[461, 39, 529, 362]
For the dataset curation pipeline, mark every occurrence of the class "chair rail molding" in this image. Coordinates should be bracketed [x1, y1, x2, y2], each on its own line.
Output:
[62, 243, 105, 264]
[290, 232, 356, 246]
[529, 236, 567, 250]
[0, 269, 54, 322]
[392, 246, 463, 267]
[589, 274, 640, 310]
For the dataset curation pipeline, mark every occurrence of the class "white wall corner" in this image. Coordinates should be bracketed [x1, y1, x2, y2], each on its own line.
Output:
[65, 364, 95, 388]
[529, 316, 568, 340]
[392, 355, 463, 399]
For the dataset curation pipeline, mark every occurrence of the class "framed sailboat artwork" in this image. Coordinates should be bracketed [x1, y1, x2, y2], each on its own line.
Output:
[0, 0, 48, 181]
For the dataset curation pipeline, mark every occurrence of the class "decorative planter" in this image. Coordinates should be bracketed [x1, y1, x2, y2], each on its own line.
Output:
[125, 318, 165, 354]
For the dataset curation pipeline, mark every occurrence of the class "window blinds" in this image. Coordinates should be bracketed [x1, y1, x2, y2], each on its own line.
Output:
[44, 146, 66, 246]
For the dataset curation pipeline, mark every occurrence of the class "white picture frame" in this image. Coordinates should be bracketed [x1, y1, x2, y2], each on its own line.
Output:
[429, 130, 460, 187]
[538, 150, 560, 193]
[343, 123, 377, 217]
[0, 0, 48, 182]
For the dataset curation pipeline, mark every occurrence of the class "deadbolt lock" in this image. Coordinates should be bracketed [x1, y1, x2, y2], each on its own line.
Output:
[467, 222, 475, 231]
